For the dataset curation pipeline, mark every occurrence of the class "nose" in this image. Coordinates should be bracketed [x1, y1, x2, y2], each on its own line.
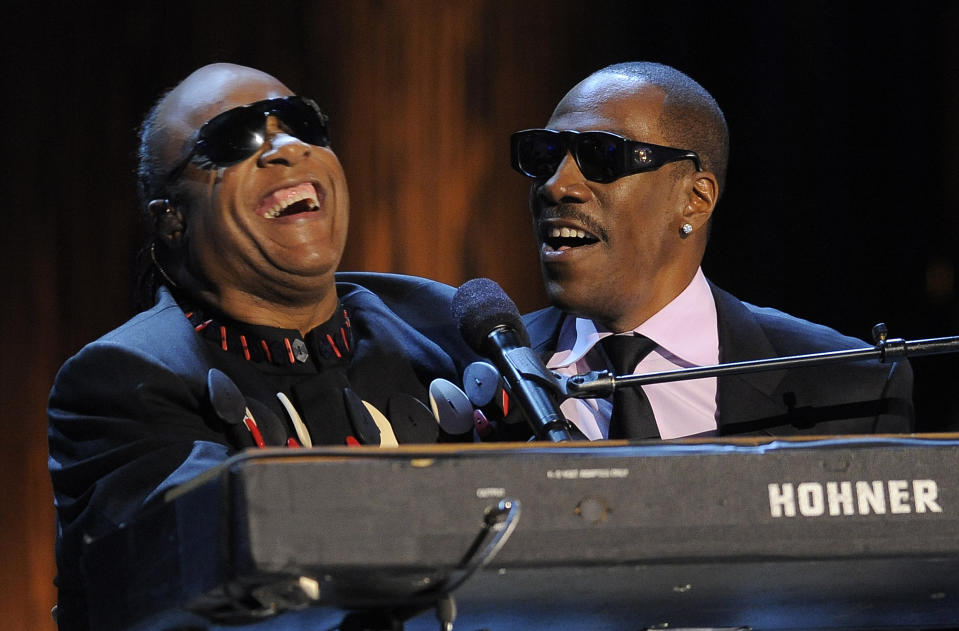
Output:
[257, 116, 311, 166]
[537, 152, 591, 205]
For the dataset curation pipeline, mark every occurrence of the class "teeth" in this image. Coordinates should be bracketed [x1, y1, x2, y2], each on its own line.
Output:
[263, 187, 318, 219]
[550, 227, 588, 239]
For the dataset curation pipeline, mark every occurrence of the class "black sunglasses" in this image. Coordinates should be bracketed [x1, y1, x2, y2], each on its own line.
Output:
[167, 96, 330, 183]
[510, 128, 702, 184]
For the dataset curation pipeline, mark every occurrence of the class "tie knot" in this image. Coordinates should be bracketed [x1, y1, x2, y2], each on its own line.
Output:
[600, 334, 658, 376]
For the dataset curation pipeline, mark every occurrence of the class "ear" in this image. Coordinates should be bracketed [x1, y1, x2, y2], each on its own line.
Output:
[148, 199, 186, 246]
[682, 170, 719, 231]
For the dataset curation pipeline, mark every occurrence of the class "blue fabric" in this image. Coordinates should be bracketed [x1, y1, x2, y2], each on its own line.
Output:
[48, 273, 479, 631]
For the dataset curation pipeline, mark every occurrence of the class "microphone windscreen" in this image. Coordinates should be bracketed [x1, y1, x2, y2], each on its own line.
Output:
[452, 278, 530, 352]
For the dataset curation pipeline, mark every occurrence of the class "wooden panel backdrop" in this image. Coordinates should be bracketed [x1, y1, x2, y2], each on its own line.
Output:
[3, 2, 958, 628]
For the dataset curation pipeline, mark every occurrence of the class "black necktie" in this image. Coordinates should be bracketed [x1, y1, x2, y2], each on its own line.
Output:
[600, 334, 660, 440]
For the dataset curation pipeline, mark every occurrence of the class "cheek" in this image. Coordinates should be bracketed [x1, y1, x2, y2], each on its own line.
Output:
[608, 181, 681, 233]
[187, 186, 250, 263]
[333, 171, 350, 221]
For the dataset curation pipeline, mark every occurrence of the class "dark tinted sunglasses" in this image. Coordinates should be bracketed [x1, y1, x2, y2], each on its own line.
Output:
[510, 128, 702, 184]
[167, 96, 330, 183]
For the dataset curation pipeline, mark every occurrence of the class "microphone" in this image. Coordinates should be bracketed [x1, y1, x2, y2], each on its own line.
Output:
[451, 278, 571, 442]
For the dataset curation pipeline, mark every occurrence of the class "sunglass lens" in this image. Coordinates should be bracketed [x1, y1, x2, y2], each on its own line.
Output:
[197, 98, 330, 166]
[518, 131, 565, 178]
[199, 107, 268, 164]
[575, 133, 621, 183]
[276, 99, 330, 147]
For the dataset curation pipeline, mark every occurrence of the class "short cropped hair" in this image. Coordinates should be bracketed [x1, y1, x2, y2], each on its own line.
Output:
[596, 62, 730, 194]
[135, 90, 173, 216]
[133, 90, 176, 310]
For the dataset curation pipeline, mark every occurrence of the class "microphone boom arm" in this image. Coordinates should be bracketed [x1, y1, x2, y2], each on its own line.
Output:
[562, 332, 959, 399]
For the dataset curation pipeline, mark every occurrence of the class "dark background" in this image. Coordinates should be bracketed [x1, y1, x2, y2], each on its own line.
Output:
[3, 2, 958, 627]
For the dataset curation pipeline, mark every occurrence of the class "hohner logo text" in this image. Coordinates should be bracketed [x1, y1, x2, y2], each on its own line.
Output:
[768, 480, 942, 517]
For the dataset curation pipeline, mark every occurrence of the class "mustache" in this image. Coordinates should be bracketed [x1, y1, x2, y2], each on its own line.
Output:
[535, 206, 609, 243]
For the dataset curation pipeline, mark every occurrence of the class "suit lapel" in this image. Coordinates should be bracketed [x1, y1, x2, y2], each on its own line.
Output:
[711, 284, 790, 433]
[524, 307, 564, 358]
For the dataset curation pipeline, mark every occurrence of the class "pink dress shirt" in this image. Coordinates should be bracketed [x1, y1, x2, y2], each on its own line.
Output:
[546, 268, 720, 439]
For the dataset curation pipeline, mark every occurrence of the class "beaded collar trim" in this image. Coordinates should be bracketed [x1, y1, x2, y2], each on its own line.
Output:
[183, 306, 354, 366]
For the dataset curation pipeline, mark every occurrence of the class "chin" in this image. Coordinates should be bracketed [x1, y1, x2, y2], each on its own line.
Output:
[277, 247, 342, 275]
[547, 281, 625, 329]
[545, 280, 588, 317]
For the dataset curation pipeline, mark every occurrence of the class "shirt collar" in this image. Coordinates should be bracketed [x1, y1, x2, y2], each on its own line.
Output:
[183, 301, 354, 367]
[547, 268, 718, 369]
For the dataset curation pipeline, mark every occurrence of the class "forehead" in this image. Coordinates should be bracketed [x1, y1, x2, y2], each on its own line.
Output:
[175, 77, 291, 129]
[157, 66, 292, 163]
[547, 74, 668, 144]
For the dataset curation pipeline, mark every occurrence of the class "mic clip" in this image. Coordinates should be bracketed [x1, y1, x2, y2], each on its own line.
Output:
[557, 370, 617, 399]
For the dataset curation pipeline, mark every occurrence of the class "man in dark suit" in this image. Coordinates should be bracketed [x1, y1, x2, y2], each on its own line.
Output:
[48, 63, 475, 631]
[511, 62, 913, 440]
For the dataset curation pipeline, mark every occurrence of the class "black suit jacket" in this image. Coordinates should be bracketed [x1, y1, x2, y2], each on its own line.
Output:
[47, 272, 478, 631]
[522, 283, 914, 437]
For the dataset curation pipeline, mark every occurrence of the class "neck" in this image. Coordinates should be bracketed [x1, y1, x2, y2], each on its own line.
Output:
[162, 253, 341, 334]
[192, 283, 340, 335]
[594, 266, 701, 333]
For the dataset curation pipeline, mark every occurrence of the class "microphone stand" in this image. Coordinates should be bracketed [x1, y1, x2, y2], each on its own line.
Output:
[561, 325, 959, 399]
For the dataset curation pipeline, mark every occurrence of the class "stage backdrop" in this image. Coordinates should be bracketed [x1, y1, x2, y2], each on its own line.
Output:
[3, 2, 958, 628]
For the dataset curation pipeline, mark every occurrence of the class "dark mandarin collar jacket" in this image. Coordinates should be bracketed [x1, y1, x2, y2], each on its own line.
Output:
[47, 272, 480, 631]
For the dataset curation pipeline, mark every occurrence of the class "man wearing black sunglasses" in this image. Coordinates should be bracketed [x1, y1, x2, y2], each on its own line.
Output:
[514, 61, 913, 440]
[47, 63, 477, 630]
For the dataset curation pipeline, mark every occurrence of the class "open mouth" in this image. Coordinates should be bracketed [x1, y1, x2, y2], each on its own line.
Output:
[542, 225, 601, 251]
[257, 182, 322, 219]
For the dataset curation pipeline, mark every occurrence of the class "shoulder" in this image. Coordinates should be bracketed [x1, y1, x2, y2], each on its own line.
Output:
[709, 283, 914, 434]
[52, 288, 209, 395]
[94, 287, 192, 346]
[522, 306, 564, 352]
[336, 271, 455, 300]
[335, 271, 480, 371]
[336, 272, 455, 323]
[710, 283, 872, 356]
